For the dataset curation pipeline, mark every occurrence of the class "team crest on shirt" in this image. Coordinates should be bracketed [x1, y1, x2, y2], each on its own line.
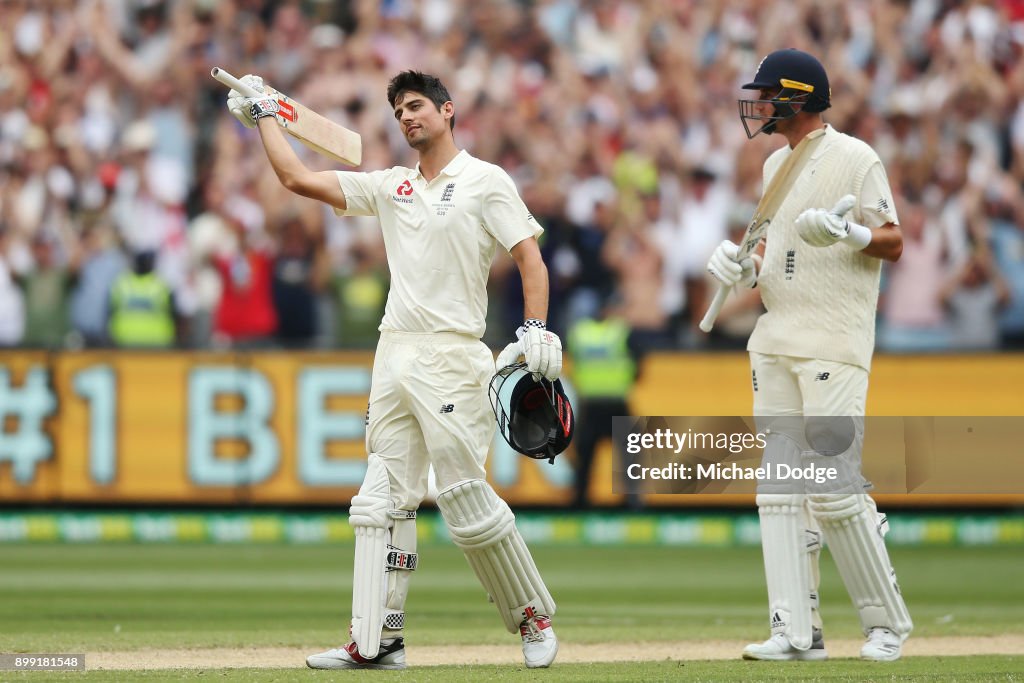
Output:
[433, 182, 456, 216]
[393, 180, 414, 204]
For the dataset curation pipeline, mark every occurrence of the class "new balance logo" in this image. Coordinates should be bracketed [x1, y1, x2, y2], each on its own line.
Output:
[751, 369, 758, 392]
[439, 404, 454, 414]
[785, 250, 796, 280]
[441, 182, 455, 202]
[815, 372, 830, 381]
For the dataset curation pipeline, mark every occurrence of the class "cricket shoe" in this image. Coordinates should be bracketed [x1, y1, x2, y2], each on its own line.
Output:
[861, 627, 904, 661]
[305, 637, 406, 670]
[742, 628, 827, 661]
[520, 614, 557, 668]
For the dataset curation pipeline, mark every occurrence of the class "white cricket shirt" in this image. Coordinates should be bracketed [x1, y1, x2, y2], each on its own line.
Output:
[335, 150, 542, 338]
[749, 125, 899, 371]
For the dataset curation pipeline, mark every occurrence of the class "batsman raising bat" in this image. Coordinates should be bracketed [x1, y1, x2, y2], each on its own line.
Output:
[705, 49, 912, 662]
[224, 71, 561, 670]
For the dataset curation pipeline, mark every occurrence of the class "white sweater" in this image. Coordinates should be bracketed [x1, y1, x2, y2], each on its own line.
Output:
[748, 125, 899, 371]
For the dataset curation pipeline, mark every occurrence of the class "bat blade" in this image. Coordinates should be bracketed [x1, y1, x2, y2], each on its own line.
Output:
[211, 67, 362, 167]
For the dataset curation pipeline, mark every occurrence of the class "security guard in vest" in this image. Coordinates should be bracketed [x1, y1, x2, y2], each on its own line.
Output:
[567, 311, 638, 508]
[109, 250, 176, 348]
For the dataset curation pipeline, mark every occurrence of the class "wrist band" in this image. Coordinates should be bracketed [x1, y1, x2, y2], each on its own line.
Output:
[842, 221, 872, 251]
[523, 318, 546, 330]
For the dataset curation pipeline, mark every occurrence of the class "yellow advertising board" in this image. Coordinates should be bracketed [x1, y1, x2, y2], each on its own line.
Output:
[1, 351, 1022, 506]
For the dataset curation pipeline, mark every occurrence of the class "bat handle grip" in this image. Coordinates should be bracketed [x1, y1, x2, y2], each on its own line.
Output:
[210, 67, 260, 98]
[699, 284, 731, 333]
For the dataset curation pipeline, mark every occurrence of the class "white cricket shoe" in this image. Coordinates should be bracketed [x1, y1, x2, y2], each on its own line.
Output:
[861, 627, 904, 661]
[520, 614, 557, 668]
[306, 637, 407, 670]
[742, 628, 827, 661]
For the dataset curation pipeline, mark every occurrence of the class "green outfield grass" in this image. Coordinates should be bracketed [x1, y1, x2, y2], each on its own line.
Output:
[1, 543, 1022, 680]
[2, 658, 1024, 682]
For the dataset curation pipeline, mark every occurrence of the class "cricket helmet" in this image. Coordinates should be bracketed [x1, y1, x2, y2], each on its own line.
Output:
[739, 49, 831, 138]
[488, 362, 574, 464]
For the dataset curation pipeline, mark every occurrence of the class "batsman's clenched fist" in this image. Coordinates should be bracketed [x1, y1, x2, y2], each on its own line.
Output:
[707, 240, 759, 289]
[227, 74, 267, 129]
[795, 194, 857, 247]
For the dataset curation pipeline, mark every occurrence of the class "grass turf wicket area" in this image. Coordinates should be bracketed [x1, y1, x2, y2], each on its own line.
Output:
[1, 544, 1022, 680]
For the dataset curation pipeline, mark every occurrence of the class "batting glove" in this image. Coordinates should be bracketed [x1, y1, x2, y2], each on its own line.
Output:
[517, 319, 562, 381]
[707, 240, 759, 288]
[226, 74, 266, 129]
[495, 340, 523, 369]
[795, 195, 863, 248]
[248, 95, 280, 122]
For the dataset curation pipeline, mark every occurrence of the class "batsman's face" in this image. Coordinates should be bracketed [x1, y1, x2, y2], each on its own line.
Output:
[754, 88, 781, 117]
[393, 91, 453, 149]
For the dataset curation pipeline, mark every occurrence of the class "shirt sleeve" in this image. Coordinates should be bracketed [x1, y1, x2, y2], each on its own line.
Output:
[481, 166, 544, 251]
[858, 160, 900, 228]
[333, 170, 389, 217]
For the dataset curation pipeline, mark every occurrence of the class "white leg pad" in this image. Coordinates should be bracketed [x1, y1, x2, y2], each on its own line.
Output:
[808, 494, 913, 637]
[349, 457, 418, 658]
[757, 494, 818, 650]
[437, 479, 556, 633]
[804, 504, 824, 631]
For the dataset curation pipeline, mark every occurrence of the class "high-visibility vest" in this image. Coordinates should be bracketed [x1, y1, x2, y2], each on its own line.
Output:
[568, 318, 635, 398]
[109, 273, 175, 347]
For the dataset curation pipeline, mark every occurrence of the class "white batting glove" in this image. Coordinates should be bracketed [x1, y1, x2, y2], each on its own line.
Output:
[517, 321, 562, 381]
[227, 74, 266, 129]
[707, 240, 759, 288]
[495, 340, 524, 369]
[795, 195, 858, 248]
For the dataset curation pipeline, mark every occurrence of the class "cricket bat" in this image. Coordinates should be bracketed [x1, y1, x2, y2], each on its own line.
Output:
[211, 67, 362, 167]
[699, 128, 827, 333]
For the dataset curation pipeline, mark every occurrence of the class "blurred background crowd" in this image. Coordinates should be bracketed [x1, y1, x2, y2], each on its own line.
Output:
[2, 0, 1024, 354]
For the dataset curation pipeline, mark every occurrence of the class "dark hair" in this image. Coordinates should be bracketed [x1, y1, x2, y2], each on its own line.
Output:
[387, 71, 455, 130]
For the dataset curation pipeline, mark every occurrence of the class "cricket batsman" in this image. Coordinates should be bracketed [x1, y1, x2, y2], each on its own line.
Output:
[706, 48, 913, 661]
[226, 70, 562, 670]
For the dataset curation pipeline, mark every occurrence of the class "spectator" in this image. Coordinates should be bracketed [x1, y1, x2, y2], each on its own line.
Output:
[209, 199, 277, 349]
[272, 216, 327, 349]
[331, 243, 388, 349]
[0, 241, 25, 347]
[941, 247, 1011, 351]
[70, 222, 126, 348]
[878, 200, 951, 352]
[108, 249, 176, 349]
[17, 231, 78, 349]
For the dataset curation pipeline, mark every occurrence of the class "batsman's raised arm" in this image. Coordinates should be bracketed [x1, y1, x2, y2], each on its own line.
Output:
[225, 74, 348, 211]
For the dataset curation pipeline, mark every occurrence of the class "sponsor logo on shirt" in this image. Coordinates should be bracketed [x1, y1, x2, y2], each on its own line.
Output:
[393, 180, 415, 204]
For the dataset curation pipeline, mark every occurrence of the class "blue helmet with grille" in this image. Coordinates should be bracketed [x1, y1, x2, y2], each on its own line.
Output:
[488, 362, 574, 464]
[739, 49, 831, 138]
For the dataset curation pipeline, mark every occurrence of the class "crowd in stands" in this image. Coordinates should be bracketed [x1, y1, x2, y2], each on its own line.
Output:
[2, 0, 1024, 353]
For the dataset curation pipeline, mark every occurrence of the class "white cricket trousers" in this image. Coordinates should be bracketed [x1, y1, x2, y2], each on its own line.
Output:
[366, 330, 497, 509]
[750, 352, 869, 495]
